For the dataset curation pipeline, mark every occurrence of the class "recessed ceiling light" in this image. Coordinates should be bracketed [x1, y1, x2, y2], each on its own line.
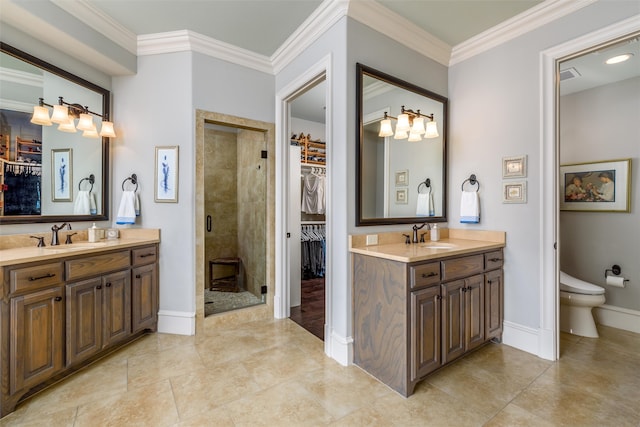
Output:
[605, 53, 633, 65]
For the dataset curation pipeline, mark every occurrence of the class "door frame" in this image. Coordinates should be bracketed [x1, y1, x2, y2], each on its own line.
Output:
[539, 15, 640, 360]
[274, 55, 332, 343]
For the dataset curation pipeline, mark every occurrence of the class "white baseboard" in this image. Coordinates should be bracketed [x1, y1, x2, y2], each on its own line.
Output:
[157, 310, 196, 335]
[502, 320, 540, 356]
[594, 304, 640, 334]
[325, 326, 353, 366]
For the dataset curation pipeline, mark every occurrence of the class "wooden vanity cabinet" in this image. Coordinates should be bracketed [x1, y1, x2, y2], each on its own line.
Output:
[353, 247, 504, 397]
[1, 243, 159, 418]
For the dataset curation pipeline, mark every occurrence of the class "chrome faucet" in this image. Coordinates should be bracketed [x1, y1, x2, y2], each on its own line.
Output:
[412, 222, 430, 244]
[51, 222, 71, 246]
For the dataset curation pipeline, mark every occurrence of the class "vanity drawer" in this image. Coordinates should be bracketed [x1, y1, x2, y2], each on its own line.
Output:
[485, 250, 504, 270]
[410, 262, 441, 289]
[132, 246, 157, 266]
[10, 262, 64, 294]
[66, 250, 130, 281]
[441, 255, 484, 282]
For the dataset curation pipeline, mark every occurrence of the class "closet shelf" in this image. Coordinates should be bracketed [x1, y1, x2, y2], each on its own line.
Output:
[293, 132, 326, 166]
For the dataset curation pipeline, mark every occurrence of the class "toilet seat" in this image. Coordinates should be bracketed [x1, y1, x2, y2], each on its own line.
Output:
[560, 271, 605, 295]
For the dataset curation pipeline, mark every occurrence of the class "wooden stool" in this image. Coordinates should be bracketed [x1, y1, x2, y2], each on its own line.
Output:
[209, 257, 241, 292]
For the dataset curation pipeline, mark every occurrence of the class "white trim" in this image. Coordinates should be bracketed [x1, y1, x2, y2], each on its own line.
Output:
[502, 320, 541, 357]
[540, 14, 640, 360]
[0, 98, 33, 113]
[51, 0, 138, 54]
[347, 0, 451, 67]
[325, 328, 353, 366]
[595, 305, 640, 334]
[0, 67, 43, 87]
[157, 310, 196, 335]
[450, 0, 597, 66]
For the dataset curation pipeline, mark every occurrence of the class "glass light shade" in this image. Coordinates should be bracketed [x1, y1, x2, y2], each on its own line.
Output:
[31, 105, 52, 126]
[394, 129, 408, 140]
[51, 104, 70, 124]
[82, 123, 100, 138]
[57, 117, 77, 133]
[425, 121, 439, 138]
[396, 113, 410, 132]
[378, 119, 393, 137]
[99, 121, 116, 138]
[77, 113, 94, 131]
[407, 131, 422, 142]
[411, 117, 426, 135]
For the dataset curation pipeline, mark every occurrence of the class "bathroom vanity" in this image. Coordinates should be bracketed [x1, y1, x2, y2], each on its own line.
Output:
[350, 229, 505, 397]
[0, 230, 160, 417]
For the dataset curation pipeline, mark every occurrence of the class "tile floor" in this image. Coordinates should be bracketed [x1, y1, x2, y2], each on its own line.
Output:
[1, 321, 639, 426]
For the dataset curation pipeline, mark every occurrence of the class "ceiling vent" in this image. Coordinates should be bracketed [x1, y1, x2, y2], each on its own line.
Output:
[560, 67, 581, 81]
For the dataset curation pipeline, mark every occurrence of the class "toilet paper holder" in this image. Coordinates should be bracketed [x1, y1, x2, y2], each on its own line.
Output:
[605, 264, 622, 277]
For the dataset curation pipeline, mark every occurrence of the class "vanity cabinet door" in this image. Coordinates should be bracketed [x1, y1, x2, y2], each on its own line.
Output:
[132, 263, 158, 333]
[66, 278, 103, 366]
[485, 269, 503, 341]
[441, 279, 465, 364]
[103, 270, 131, 347]
[465, 274, 485, 352]
[410, 286, 441, 381]
[10, 286, 64, 394]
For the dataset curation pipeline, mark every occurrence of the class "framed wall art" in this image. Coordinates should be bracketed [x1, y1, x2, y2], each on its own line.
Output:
[502, 155, 527, 178]
[395, 170, 408, 186]
[502, 181, 527, 204]
[154, 146, 179, 203]
[52, 148, 72, 202]
[395, 188, 408, 204]
[560, 158, 631, 212]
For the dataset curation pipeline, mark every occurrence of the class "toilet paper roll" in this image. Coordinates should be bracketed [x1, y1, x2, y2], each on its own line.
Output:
[606, 275, 626, 288]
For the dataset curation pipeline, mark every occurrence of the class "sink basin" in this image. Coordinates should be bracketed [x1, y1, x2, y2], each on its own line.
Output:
[43, 242, 108, 250]
[419, 242, 457, 250]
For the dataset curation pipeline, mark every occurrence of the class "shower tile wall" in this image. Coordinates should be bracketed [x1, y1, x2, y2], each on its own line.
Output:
[237, 129, 266, 298]
[204, 128, 238, 288]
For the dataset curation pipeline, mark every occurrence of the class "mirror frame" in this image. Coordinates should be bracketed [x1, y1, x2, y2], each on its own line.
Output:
[356, 63, 448, 226]
[0, 42, 110, 225]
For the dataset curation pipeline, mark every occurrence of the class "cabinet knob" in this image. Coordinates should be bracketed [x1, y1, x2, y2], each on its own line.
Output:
[487, 280, 493, 284]
[135, 274, 141, 279]
[54, 296, 62, 302]
[105, 282, 112, 287]
[489, 258, 502, 262]
[96, 285, 102, 290]
[462, 287, 467, 292]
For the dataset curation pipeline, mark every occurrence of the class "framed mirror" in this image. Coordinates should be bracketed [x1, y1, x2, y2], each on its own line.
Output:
[0, 42, 110, 224]
[356, 63, 448, 226]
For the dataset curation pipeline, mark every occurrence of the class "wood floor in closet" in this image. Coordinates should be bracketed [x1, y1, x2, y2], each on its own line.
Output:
[289, 277, 325, 340]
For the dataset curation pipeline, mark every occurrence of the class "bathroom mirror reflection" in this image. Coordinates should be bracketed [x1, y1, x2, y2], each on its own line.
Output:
[203, 123, 267, 315]
[0, 43, 109, 224]
[356, 63, 448, 226]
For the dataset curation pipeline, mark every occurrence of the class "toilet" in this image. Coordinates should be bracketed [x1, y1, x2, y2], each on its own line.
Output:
[559, 271, 606, 338]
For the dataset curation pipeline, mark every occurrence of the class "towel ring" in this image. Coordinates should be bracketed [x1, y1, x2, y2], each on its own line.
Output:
[78, 174, 95, 192]
[417, 178, 431, 193]
[461, 174, 480, 192]
[122, 174, 138, 191]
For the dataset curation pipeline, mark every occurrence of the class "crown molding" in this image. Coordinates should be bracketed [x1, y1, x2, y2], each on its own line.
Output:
[271, 0, 348, 74]
[51, 0, 138, 54]
[137, 30, 273, 74]
[449, 0, 598, 66]
[347, 0, 452, 67]
[0, 67, 43, 87]
[0, 98, 33, 113]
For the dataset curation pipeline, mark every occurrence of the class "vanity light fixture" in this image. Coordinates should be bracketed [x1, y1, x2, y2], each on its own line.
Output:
[378, 106, 439, 141]
[30, 96, 117, 138]
[605, 53, 633, 65]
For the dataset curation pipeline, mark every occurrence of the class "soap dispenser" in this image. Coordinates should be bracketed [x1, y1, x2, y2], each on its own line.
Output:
[430, 224, 440, 241]
[88, 223, 99, 242]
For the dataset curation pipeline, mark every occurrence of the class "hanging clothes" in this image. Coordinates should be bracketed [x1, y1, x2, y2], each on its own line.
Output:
[301, 168, 326, 214]
[301, 224, 326, 279]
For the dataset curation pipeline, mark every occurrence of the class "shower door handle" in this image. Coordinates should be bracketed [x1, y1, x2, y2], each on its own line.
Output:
[206, 215, 212, 232]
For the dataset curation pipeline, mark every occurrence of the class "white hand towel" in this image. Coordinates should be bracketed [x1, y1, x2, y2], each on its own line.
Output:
[90, 192, 97, 215]
[416, 193, 429, 216]
[135, 193, 140, 216]
[460, 191, 480, 223]
[74, 190, 91, 215]
[116, 191, 137, 224]
[428, 191, 435, 216]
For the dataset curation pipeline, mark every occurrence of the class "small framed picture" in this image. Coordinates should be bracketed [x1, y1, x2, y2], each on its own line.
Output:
[395, 188, 408, 204]
[503, 181, 527, 203]
[52, 148, 73, 202]
[502, 155, 527, 178]
[395, 170, 408, 186]
[155, 146, 179, 203]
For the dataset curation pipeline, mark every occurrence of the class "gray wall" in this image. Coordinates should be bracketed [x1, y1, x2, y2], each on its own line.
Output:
[560, 76, 640, 311]
[448, 1, 639, 329]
